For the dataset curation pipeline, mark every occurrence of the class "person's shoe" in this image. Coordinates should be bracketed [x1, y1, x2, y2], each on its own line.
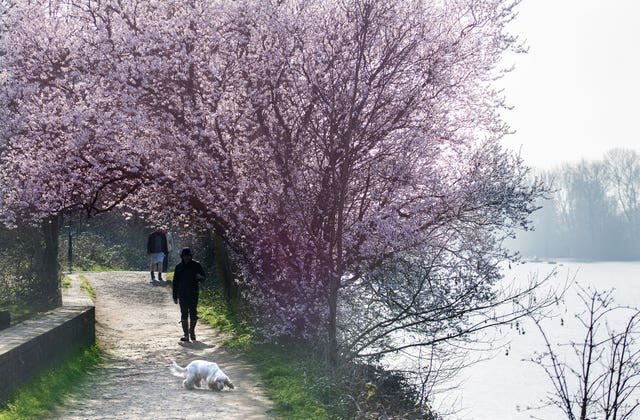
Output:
[190, 332, 196, 341]
[180, 335, 190, 342]
[158, 275, 163, 282]
[150, 273, 155, 281]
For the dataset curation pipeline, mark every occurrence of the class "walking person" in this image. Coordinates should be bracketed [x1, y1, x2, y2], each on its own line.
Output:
[147, 229, 168, 282]
[173, 248, 205, 342]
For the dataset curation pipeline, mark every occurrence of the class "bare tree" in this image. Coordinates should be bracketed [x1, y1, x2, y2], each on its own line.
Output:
[605, 149, 640, 240]
[513, 149, 640, 261]
[530, 286, 640, 420]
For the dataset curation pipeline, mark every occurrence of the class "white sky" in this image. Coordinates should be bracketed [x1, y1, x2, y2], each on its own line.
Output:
[499, 0, 640, 169]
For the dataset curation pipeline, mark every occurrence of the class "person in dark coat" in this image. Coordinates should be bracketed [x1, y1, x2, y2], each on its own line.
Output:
[147, 229, 168, 282]
[173, 248, 205, 342]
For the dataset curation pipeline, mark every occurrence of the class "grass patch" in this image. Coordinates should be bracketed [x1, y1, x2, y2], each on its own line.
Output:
[61, 275, 72, 289]
[198, 288, 332, 420]
[0, 303, 50, 327]
[78, 275, 96, 300]
[0, 345, 102, 420]
[244, 342, 332, 419]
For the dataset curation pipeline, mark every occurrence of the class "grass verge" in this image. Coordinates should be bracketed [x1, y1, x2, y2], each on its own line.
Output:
[198, 287, 333, 420]
[78, 275, 96, 300]
[0, 345, 102, 420]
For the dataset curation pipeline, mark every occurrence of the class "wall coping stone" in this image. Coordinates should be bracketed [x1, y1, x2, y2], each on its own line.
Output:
[0, 306, 93, 354]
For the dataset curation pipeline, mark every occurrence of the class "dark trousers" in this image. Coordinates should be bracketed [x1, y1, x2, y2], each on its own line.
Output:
[179, 296, 198, 334]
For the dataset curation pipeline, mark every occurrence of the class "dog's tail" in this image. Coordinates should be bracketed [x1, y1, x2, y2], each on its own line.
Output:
[170, 360, 188, 377]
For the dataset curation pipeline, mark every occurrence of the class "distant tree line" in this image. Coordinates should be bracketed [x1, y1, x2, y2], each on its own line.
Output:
[513, 149, 640, 260]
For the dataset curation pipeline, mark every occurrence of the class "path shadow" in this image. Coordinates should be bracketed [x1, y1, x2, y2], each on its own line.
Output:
[148, 280, 168, 287]
[176, 386, 234, 395]
[178, 341, 214, 350]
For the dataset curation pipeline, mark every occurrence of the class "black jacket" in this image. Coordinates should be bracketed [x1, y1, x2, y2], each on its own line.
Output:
[172, 260, 205, 300]
[147, 231, 168, 254]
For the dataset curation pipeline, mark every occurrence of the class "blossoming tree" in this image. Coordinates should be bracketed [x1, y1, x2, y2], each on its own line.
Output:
[1, 0, 551, 380]
[1, 1, 169, 304]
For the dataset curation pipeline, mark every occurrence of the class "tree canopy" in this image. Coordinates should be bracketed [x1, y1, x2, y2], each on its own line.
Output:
[0, 0, 547, 371]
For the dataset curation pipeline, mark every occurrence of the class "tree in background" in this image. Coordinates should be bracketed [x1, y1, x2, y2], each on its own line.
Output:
[59, 211, 150, 272]
[517, 171, 561, 257]
[563, 161, 617, 258]
[512, 148, 640, 261]
[605, 149, 640, 244]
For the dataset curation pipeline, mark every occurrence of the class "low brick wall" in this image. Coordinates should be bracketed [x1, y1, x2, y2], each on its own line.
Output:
[0, 305, 95, 403]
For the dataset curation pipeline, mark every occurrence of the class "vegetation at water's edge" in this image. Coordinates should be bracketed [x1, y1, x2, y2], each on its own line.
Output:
[198, 287, 331, 419]
[197, 287, 438, 419]
[0, 345, 102, 420]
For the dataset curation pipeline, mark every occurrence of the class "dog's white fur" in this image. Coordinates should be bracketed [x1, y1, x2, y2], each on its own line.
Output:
[171, 360, 235, 391]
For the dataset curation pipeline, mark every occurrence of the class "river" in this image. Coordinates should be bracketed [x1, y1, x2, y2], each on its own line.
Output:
[434, 261, 640, 419]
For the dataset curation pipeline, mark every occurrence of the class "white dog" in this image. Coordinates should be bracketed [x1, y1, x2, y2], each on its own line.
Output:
[171, 360, 235, 391]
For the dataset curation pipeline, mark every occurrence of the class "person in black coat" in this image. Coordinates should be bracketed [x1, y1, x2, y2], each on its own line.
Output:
[173, 248, 205, 342]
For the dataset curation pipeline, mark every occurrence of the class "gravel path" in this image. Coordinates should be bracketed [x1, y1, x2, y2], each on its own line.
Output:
[50, 272, 275, 419]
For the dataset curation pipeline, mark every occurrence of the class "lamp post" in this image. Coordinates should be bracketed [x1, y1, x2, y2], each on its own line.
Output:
[64, 224, 73, 273]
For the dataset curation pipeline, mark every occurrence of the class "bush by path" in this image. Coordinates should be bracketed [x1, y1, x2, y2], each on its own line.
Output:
[197, 287, 439, 419]
[198, 287, 331, 419]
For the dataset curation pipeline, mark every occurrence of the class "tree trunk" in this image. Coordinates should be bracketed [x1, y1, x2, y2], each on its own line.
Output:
[37, 214, 62, 308]
[214, 232, 239, 301]
[327, 273, 340, 366]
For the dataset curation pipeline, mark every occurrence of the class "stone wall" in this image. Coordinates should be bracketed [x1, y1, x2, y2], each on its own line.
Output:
[0, 305, 95, 403]
[0, 311, 9, 331]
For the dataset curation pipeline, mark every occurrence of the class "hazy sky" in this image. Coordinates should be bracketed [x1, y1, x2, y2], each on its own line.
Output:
[499, 0, 640, 169]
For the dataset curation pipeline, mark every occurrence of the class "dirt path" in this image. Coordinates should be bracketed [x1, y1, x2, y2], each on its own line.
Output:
[50, 272, 275, 419]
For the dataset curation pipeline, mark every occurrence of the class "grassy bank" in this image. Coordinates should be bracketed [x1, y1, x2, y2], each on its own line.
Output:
[78, 275, 96, 300]
[0, 345, 102, 420]
[196, 285, 437, 419]
[197, 287, 334, 419]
